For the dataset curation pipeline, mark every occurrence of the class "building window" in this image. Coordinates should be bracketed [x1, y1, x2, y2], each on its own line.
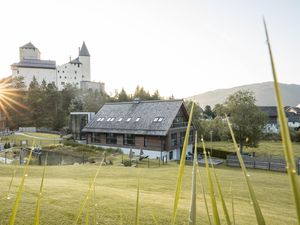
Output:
[65, 76, 67, 79]
[135, 117, 141, 122]
[126, 118, 131, 122]
[97, 117, 104, 122]
[169, 151, 173, 160]
[74, 77, 77, 79]
[92, 133, 101, 143]
[63, 71, 65, 73]
[153, 117, 164, 122]
[75, 71, 77, 74]
[124, 134, 135, 146]
[106, 133, 117, 145]
[118, 118, 123, 122]
[82, 75, 84, 78]
[59, 76, 62, 79]
[58, 70, 59, 73]
[144, 137, 149, 147]
[107, 117, 115, 122]
[78, 64, 80, 68]
[171, 133, 177, 147]
[65, 66, 67, 69]
[61, 82, 65, 85]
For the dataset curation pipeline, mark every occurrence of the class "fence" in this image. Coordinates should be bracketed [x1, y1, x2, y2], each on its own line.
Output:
[226, 154, 300, 174]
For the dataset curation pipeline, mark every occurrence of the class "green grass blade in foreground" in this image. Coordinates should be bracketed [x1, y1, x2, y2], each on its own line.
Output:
[230, 183, 236, 225]
[263, 18, 300, 224]
[196, 169, 212, 225]
[74, 156, 105, 225]
[226, 116, 265, 225]
[135, 179, 140, 225]
[208, 153, 231, 225]
[34, 153, 48, 225]
[171, 102, 195, 225]
[188, 132, 197, 225]
[9, 148, 33, 225]
[202, 138, 221, 225]
[7, 163, 18, 200]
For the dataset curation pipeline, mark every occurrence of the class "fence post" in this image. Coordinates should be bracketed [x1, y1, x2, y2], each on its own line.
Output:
[158, 158, 160, 167]
[121, 153, 123, 164]
[148, 158, 149, 168]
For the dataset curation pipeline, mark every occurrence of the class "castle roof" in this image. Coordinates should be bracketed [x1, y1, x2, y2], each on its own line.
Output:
[11, 59, 56, 69]
[79, 41, 90, 57]
[20, 42, 37, 49]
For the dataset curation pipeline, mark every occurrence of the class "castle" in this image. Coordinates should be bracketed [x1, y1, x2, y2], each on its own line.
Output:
[11, 42, 105, 92]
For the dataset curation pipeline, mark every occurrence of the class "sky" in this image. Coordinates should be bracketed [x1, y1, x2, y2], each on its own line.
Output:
[0, 0, 299, 98]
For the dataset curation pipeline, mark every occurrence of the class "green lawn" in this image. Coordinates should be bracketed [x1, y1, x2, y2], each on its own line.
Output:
[0, 132, 61, 147]
[0, 162, 298, 225]
[205, 141, 300, 157]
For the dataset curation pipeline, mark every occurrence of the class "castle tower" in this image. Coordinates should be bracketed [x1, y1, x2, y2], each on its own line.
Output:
[19, 42, 41, 61]
[78, 41, 91, 81]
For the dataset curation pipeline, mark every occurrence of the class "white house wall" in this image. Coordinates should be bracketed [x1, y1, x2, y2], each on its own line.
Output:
[12, 67, 56, 88]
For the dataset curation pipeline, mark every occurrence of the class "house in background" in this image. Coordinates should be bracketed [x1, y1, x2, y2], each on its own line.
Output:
[259, 105, 300, 133]
[82, 99, 194, 160]
[258, 106, 280, 133]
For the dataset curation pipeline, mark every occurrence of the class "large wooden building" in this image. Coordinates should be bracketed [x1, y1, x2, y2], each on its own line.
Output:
[82, 99, 194, 160]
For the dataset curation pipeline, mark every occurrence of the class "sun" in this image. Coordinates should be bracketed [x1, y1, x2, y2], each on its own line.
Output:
[0, 76, 27, 118]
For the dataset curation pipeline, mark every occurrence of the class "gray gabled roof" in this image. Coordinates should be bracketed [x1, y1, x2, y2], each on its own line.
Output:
[70, 57, 82, 64]
[79, 41, 90, 57]
[82, 99, 185, 136]
[11, 59, 56, 69]
[20, 42, 37, 49]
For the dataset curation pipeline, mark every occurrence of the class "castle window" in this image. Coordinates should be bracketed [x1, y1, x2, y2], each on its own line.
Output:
[63, 71, 65, 73]
[82, 75, 84, 78]
[78, 64, 80, 68]
[58, 70, 59, 73]
[75, 71, 77, 74]
[74, 77, 77, 79]
[65, 76, 67, 79]
[59, 76, 61, 79]
[65, 66, 67, 69]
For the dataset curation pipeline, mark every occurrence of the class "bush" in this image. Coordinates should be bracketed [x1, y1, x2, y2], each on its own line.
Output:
[123, 160, 132, 167]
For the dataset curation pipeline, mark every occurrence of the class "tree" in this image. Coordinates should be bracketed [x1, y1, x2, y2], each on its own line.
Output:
[117, 88, 131, 102]
[224, 90, 267, 152]
[213, 103, 226, 117]
[203, 105, 215, 119]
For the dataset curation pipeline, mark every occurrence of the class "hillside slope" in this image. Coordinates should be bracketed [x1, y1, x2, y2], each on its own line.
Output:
[186, 82, 300, 107]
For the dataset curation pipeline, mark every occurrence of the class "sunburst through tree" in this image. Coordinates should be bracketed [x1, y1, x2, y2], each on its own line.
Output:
[0, 76, 27, 120]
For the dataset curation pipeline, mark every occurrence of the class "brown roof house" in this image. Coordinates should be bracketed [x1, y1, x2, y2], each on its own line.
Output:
[82, 99, 194, 160]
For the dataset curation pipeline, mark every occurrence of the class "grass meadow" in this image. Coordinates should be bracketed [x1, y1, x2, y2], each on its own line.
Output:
[207, 141, 300, 157]
[0, 162, 298, 225]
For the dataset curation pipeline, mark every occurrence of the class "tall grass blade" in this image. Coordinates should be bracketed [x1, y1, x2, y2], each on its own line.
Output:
[263, 18, 300, 224]
[135, 179, 140, 225]
[208, 153, 232, 225]
[9, 148, 33, 225]
[226, 116, 265, 225]
[34, 153, 48, 225]
[230, 183, 235, 225]
[93, 185, 97, 225]
[202, 138, 221, 225]
[171, 102, 195, 224]
[196, 169, 212, 225]
[7, 163, 18, 200]
[85, 199, 90, 225]
[188, 132, 197, 225]
[74, 155, 105, 225]
[119, 208, 123, 225]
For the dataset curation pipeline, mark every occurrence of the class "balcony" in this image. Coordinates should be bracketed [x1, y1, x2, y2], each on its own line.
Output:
[171, 122, 188, 128]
